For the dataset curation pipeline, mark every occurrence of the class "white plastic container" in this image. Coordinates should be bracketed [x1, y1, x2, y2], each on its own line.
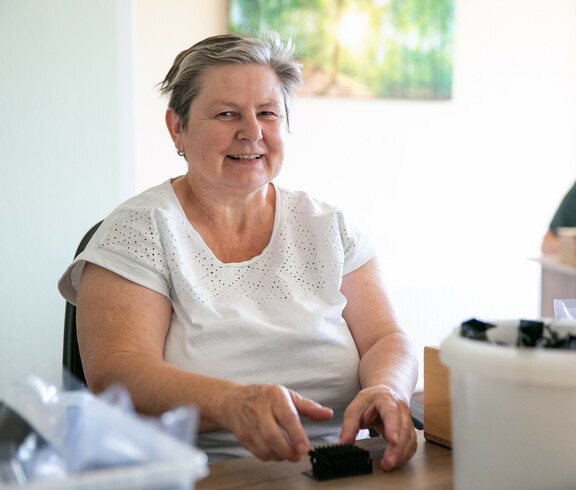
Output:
[440, 319, 576, 490]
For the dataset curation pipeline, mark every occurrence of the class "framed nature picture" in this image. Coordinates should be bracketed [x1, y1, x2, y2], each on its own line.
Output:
[228, 0, 454, 99]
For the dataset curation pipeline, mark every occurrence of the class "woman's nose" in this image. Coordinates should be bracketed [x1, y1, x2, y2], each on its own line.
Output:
[237, 114, 262, 141]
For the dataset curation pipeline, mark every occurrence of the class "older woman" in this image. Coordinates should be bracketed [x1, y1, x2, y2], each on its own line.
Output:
[58, 32, 417, 469]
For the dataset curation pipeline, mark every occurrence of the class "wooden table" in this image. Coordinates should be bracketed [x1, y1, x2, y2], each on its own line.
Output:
[196, 431, 452, 489]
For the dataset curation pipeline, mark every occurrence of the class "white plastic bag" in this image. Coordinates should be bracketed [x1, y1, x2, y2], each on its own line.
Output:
[0, 371, 208, 488]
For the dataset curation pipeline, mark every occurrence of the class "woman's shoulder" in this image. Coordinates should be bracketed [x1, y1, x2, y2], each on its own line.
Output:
[120, 179, 180, 210]
[106, 179, 181, 219]
[275, 184, 361, 238]
[274, 184, 374, 267]
[94, 178, 189, 243]
[276, 185, 340, 216]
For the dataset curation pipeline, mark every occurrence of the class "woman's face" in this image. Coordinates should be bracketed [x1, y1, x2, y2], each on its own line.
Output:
[168, 63, 287, 196]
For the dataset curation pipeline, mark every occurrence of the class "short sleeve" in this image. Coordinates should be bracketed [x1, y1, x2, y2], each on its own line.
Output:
[58, 200, 174, 305]
[337, 211, 376, 275]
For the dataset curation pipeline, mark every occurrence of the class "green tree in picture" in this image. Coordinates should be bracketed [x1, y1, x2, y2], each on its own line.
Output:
[229, 0, 453, 99]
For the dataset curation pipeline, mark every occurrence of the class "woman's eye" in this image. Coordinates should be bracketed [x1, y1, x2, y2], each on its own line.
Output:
[215, 111, 280, 120]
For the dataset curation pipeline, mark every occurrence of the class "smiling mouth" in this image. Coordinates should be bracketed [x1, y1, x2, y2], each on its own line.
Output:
[227, 154, 263, 160]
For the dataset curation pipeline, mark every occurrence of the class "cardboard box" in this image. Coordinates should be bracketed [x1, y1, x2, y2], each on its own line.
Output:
[558, 227, 576, 266]
[423, 346, 452, 448]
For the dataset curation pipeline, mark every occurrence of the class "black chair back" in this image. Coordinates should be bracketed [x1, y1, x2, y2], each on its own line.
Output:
[62, 220, 103, 386]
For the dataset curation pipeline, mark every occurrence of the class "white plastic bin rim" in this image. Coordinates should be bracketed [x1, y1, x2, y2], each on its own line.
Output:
[440, 319, 576, 387]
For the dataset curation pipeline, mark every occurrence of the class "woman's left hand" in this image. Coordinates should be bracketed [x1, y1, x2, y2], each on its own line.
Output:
[338, 385, 417, 471]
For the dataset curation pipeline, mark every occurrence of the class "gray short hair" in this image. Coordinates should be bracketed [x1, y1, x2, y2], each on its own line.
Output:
[159, 32, 303, 129]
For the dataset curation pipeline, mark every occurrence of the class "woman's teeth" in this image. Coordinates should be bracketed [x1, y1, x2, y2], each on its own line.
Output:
[228, 154, 262, 160]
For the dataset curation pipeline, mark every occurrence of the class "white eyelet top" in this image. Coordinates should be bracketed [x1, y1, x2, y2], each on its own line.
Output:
[58, 179, 375, 461]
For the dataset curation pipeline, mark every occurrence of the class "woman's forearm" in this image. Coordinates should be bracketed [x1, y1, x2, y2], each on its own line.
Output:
[86, 351, 242, 432]
[357, 330, 418, 404]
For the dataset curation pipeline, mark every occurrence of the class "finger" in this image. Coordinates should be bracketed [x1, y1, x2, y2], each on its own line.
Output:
[244, 405, 301, 461]
[256, 421, 296, 461]
[338, 414, 361, 444]
[381, 403, 417, 470]
[257, 387, 313, 461]
[291, 392, 334, 421]
[229, 385, 300, 462]
[273, 392, 315, 460]
[381, 426, 417, 470]
[338, 401, 364, 444]
[380, 402, 403, 446]
[282, 392, 334, 461]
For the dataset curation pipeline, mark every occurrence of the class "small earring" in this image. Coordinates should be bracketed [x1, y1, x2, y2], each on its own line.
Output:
[177, 150, 185, 157]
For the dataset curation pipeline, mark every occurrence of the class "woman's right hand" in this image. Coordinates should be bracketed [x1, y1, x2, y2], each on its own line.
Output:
[222, 384, 333, 462]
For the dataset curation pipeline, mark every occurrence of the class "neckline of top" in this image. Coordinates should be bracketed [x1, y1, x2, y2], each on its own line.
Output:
[166, 179, 282, 267]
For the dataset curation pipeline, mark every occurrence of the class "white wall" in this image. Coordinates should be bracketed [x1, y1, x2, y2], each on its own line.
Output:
[133, 0, 227, 190]
[0, 0, 134, 398]
[1, 0, 575, 397]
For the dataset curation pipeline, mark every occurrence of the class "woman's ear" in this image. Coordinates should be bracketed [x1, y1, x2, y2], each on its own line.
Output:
[165, 108, 183, 146]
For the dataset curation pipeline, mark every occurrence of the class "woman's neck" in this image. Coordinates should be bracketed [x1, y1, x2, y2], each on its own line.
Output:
[171, 176, 277, 262]
[173, 176, 274, 228]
